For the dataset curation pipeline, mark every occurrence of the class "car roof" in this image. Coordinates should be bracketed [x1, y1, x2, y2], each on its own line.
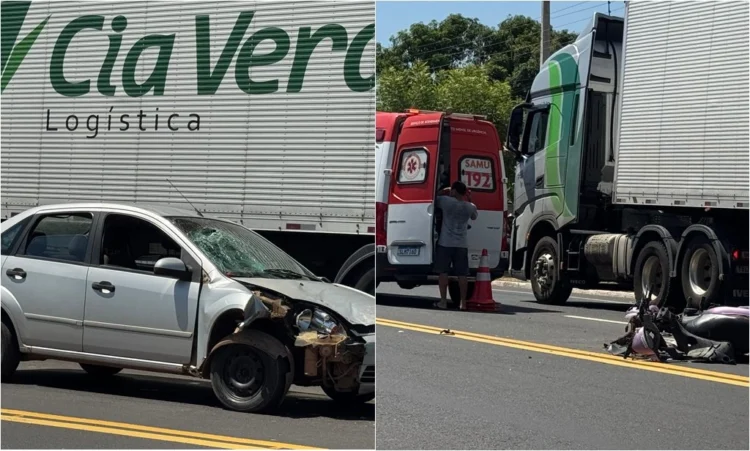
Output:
[21, 202, 202, 219]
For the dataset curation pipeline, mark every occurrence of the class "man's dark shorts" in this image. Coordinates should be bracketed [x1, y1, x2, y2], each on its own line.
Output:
[434, 245, 469, 276]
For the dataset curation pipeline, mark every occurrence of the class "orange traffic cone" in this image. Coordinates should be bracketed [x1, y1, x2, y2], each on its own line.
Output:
[466, 249, 500, 312]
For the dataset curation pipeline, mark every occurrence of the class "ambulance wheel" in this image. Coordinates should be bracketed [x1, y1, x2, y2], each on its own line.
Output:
[530, 237, 572, 305]
[448, 281, 475, 307]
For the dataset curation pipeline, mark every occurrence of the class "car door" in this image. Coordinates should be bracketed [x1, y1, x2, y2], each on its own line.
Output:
[449, 119, 505, 270]
[386, 112, 443, 266]
[1, 211, 95, 351]
[82, 211, 201, 365]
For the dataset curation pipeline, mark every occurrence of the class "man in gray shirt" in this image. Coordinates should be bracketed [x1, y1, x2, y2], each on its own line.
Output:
[434, 181, 478, 310]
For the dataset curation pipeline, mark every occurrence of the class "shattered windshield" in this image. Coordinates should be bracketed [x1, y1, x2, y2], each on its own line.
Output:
[170, 217, 315, 279]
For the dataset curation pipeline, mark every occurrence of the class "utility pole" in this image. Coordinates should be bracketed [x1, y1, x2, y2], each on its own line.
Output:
[540, 1, 550, 68]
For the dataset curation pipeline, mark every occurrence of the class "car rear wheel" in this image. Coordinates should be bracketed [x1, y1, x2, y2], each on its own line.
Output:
[1, 321, 20, 381]
[210, 332, 289, 413]
[80, 364, 122, 377]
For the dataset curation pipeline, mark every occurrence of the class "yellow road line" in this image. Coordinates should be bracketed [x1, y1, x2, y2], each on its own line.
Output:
[0, 409, 322, 450]
[376, 318, 750, 387]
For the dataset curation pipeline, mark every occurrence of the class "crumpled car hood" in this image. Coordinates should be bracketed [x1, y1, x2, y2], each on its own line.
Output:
[235, 278, 375, 326]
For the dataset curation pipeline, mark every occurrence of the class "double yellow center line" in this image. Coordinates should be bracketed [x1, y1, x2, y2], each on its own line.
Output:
[377, 318, 750, 388]
[0, 409, 321, 449]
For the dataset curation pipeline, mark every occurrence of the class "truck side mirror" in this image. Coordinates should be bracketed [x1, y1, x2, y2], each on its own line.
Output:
[154, 257, 192, 281]
[505, 104, 528, 159]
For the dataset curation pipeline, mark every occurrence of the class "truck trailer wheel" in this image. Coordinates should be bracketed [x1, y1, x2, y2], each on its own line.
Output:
[530, 237, 572, 304]
[680, 236, 720, 309]
[634, 241, 678, 308]
[448, 281, 475, 307]
[1, 321, 20, 381]
[210, 335, 289, 413]
[353, 268, 375, 296]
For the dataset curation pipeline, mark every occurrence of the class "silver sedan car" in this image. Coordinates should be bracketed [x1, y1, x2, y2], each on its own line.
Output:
[1, 203, 374, 412]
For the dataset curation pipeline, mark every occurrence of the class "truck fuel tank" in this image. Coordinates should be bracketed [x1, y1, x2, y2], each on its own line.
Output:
[583, 234, 633, 281]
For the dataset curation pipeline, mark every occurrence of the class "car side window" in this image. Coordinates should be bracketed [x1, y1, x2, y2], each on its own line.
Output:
[1, 218, 30, 255]
[100, 214, 182, 272]
[526, 110, 549, 155]
[20, 213, 93, 263]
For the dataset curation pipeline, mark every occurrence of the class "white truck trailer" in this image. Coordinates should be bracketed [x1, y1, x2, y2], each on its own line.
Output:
[505, 1, 749, 308]
[0, 0, 376, 294]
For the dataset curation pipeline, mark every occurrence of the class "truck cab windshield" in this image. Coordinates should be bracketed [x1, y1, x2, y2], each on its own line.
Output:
[171, 217, 318, 280]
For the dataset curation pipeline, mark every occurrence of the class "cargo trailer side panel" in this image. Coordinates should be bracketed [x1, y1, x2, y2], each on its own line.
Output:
[614, 1, 749, 209]
[0, 1, 375, 234]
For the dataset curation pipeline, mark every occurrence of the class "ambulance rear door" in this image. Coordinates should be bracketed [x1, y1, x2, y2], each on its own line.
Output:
[386, 113, 443, 266]
[449, 117, 505, 270]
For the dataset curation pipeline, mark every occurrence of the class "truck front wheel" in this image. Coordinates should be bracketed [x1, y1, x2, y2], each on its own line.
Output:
[680, 236, 720, 309]
[530, 237, 572, 304]
[210, 335, 289, 413]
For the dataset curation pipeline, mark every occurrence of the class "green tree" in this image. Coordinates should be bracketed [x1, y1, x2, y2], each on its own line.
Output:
[378, 13, 579, 98]
[377, 63, 522, 200]
[376, 61, 437, 112]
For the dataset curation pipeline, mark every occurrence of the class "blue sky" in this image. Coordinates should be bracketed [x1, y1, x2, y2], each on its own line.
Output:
[377, 1, 626, 45]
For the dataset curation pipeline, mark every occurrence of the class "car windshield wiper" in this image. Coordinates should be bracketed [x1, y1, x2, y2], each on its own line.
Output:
[224, 270, 263, 278]
[262, 268, 321, 281]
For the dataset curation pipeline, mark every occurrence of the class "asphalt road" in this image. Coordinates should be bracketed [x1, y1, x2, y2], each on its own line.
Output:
[375, 283, 749, 450]
[1, 361, 374, 449]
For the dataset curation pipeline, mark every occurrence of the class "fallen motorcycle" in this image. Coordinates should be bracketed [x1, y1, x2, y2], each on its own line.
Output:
[605, 287, 748, 364]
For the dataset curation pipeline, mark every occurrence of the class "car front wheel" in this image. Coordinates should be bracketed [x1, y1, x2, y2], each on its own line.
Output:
[210, 332, 290, 413]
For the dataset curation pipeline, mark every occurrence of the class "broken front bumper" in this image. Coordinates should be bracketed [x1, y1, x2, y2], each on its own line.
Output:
[357, 333, 375, 395]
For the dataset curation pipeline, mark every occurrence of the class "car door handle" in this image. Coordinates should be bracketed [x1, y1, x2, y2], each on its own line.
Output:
[535, 175, 544, 188]
[5, 268, 26, 280]
[92, 281, 115, 294]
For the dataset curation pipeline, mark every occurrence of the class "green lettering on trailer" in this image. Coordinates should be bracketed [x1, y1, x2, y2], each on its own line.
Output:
[1, 1, 374, 96]
[1, 1, 48, 92]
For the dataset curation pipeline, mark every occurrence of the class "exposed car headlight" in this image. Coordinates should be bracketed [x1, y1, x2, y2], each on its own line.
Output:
[296, 309, 313, 330]
[310, 309, 344, 335]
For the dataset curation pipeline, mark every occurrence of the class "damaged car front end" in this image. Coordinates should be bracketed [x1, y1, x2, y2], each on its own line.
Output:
[170, 216, 375, 413]
[236, 280, 375, 403]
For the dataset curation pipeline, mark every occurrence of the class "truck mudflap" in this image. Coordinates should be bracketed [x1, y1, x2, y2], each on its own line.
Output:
[357, 334, 375, 395]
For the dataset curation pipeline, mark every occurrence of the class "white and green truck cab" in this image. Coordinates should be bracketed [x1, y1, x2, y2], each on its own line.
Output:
[505, 1, 749, 309]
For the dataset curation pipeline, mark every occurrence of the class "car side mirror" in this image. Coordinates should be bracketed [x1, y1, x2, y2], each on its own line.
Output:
[154, 257, 191, 281]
